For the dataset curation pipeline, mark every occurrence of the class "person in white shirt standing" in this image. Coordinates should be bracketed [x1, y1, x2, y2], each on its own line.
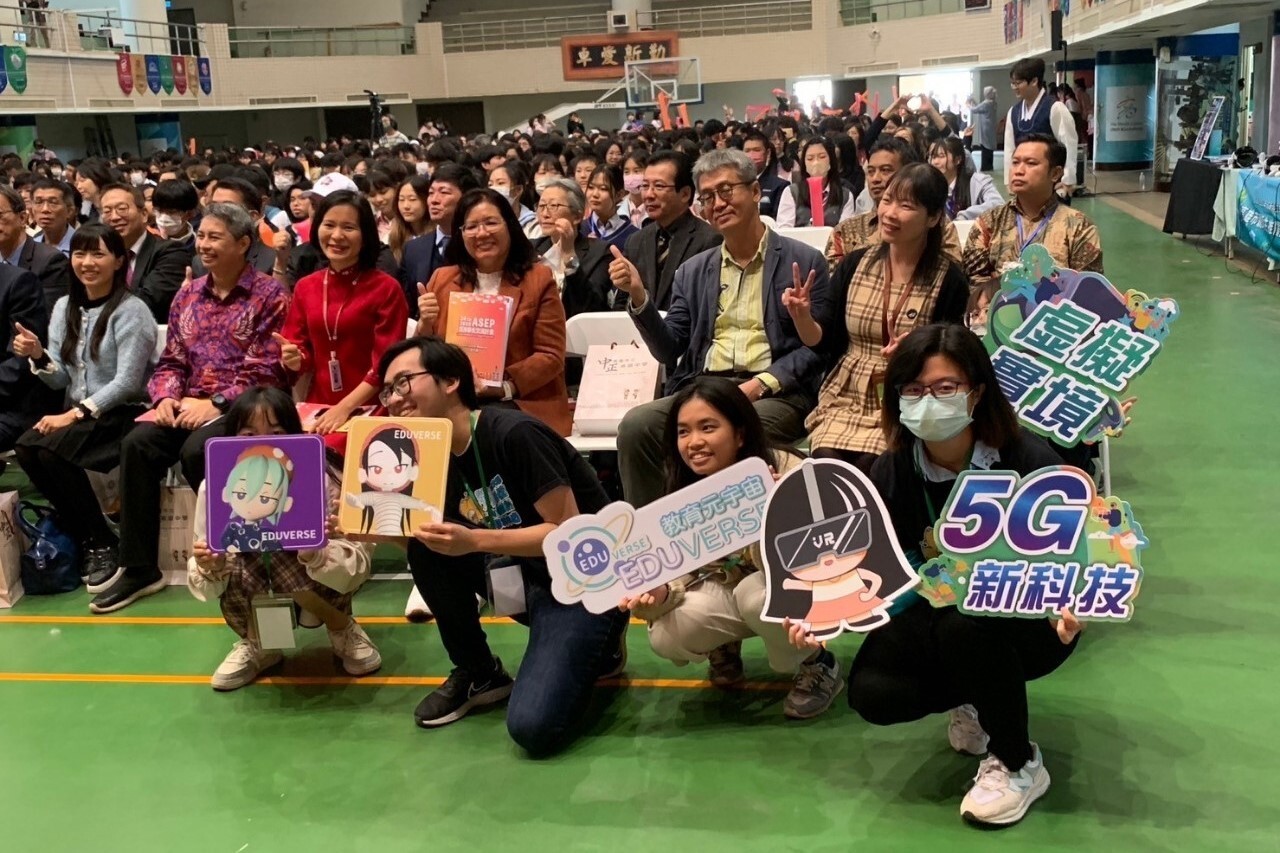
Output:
[1003, 58, 1078, 203]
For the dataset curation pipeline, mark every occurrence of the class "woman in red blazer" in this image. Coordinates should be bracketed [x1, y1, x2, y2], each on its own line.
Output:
[415, 188, 571, 436]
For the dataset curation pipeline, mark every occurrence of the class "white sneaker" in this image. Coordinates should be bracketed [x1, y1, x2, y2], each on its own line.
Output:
[211, 639, 282, 691]
[405, 585, 433, 622]
[960, 743, 1051, 826]
[948, 704, 990, 756]
[329, 619, 382, 676]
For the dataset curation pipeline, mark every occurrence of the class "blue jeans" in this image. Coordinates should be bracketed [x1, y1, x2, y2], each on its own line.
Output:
[408, 542, 628, 756]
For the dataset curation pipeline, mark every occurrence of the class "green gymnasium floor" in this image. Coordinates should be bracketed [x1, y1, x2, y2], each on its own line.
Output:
[2, 199, 1277, 852]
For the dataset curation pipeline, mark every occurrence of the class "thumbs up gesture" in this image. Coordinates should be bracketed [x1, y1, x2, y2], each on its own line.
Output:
[12, 322, 42, 360]
[272, 332, 303, 372]
[607, 245, 646, 308]
[416, 283, 439, 328]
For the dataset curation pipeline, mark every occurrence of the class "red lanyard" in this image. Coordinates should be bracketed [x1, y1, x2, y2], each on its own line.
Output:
[322, 268, 360, 347]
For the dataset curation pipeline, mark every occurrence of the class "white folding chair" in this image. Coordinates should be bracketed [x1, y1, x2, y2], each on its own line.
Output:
[565, 311, 647, 357]
[154, 324, 167, 361]
[952, 220, 975, 246]
[776, 226, 833, 253]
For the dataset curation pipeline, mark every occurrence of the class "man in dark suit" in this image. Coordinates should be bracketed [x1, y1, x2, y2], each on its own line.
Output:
[611, 148, 831, 509]
[399, 162, 480, 318]
[0, 184, 69, 313]
[0, 263, 60, 452]
[619, 151, 722, 312]
[99, 183, 192, 323]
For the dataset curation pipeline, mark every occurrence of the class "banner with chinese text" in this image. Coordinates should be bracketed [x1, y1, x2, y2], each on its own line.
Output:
[561, 31, 678, 81]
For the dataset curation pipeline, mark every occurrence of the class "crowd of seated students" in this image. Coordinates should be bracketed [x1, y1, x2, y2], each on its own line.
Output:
[0, 105, 1102, 824]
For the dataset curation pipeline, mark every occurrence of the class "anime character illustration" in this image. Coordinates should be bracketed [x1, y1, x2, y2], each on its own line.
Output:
[761, 460, 918, 641]
[1086, 495, 1148, 565]
[916, 556, 971, 608]
[1126, 292, 1179, 341]
[220, 445, 295, 554]
[344, 424, 441, 535]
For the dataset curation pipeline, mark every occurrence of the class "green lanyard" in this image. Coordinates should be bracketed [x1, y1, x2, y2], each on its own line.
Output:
[459, 411, 497, 530]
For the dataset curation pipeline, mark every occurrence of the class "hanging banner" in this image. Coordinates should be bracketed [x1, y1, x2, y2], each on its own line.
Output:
[544, 458, 773, 614]
[157, 55, 174, 95]
[560, 30, 679, 81]
[172, 55, 187, 95]
[916, 467, 1146, 622]
[130, 54, 146, 93]
[5, 47, 27, 95]
[1236, 172, 1280, 265]
[197, 57, 212, 95]
[985, 244, 1178, 445]
[145, 55, 161, 94]
[186, 55, 199, 95]
[116, 52, 134, 95]
[0, 52, 7, 95]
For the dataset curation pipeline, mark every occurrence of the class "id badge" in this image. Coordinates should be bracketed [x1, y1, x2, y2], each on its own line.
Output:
[252, 594, 297, 650]
[327, 357, 344, 393]
[485, 558, 526, 617]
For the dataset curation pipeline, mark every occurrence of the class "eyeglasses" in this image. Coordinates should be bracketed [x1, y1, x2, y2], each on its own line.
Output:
[461, 218, 506, 236]
[378, 370, 431, 406]
[696, 181, 754, 207]
[100, 204, 136, 217]
[535, 201, 570, 214]
[31, 199, 65, 209]
[639, 181, 676, 193]
[897, 380, 970, 400]
[1010, 79, 1027, 88]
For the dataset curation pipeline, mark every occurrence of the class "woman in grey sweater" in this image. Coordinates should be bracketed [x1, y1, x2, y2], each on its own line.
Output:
[13, 222, 158, 588]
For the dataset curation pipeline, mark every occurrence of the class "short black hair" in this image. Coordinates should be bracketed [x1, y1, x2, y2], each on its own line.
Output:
[212, 176, 263, 212]
[431, 161, 482, 193]
[1010, 58, 1046, 90]
[309, 189, 382, 271]
[152, 179, 200, 213]
[30, 178, 78, 209]
[647, 150, 695, 196]
[867, 136, 921, 166]
[377, 336, 479, 409]
[273, 157, 305, 179]
[882, 324, 1019, 453]
[1015, 132, 1068, 172]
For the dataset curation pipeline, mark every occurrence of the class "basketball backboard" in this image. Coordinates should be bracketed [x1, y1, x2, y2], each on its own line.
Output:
[624, 56, 701, 108]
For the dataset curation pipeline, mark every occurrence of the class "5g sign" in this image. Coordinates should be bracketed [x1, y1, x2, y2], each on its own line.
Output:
[937, 468, 1093, 557]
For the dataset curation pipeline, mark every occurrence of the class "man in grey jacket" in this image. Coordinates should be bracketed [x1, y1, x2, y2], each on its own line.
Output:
[968, 87, 999, 172]
[609, 148, 831, 508]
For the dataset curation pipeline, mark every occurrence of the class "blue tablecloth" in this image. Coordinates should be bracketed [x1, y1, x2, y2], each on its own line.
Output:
[1233, 171, 1280, 265]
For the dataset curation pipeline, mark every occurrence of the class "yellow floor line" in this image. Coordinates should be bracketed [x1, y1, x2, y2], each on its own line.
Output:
[0, 615, 646, 626]
[0, 671, 787, 690]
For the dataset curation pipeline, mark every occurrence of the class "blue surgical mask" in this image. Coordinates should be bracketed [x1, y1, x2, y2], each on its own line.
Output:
[900, 393, 973, 442]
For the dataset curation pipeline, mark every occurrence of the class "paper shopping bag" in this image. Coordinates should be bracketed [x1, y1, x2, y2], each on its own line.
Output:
[158, 485, 196, 585]
[573, 343, 661, 436]
[0, 491, 24, 608]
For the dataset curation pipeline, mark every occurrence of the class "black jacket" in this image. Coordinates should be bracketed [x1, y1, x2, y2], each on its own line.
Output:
[533, 234, 613, 319]
[15, 237, 69, 314]
[621, 210, 722, 312]
[129, 233, 194, 323]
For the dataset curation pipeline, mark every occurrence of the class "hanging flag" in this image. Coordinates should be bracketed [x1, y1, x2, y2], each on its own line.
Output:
[172, 55, 187, 95]
[0, 52, 7, 95]
[129, 53, 146, 92]
[5, 46, 27, 94]
[157, 55, 174, 94]
[116, 52, 134, 95]
[145, 55, 161, 94]
[185, 55, 198, 95]
[197, 57, 212, 95]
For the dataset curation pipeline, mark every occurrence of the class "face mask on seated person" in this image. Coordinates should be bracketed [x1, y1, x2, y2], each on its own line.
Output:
[154, 212, 186, 238]
[807, 161, 830, 179]
[623, 175, 644, 194]
[900, 393, 973, 442]
[274, 174, 294, 192]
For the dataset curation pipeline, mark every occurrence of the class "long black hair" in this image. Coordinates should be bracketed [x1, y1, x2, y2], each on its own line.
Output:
[63, 224, 130, 367]
[446, 188, 538, 287]
[662, 377, 782, 493]
[795, 136, 846, 218]
[226, 386, 304, 435]
[876, 162, 949, 284]
[309, 189, 382, 271]
[881, 324, 1019, 453]
[831, 132, 866, 199]
[929, 136, 973, 212]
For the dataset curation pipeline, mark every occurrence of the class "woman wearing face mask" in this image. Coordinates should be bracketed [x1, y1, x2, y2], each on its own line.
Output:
[581, 163, 637, 252]
[783, 163, 969, 471]
[389, 174, 433, 265]
[126, 161, 151, 189]
[12, 223, 158, 591]
[776, 136, 857, 228]
[928, 137, 1003, 221]
[275, 190, 409, 450]
[619, 377, 844, 719]
[487, 159, 540, 239]
[619, 151, 649, 228]
[828, 323, 1080, 826]
[189, 386, 381, 690]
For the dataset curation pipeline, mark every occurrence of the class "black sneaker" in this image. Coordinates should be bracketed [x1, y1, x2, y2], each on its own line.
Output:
[597, 628, 628, 681]
[414, 657, 514, 728]
[83, 547, 123, 594]
[89, 568, 166, 614]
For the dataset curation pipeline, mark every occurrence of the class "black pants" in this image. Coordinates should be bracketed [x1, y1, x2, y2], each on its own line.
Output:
[978, 146, 994, 172]
[0, 409, 39, 454]
[118, 420, 226, 575]
[848, 600, 1077, 771]
[811, 446, 878, 474]
[13, 443, 116, 548]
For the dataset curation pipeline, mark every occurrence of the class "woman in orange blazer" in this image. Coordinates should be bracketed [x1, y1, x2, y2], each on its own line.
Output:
[415, 187, 571, 436]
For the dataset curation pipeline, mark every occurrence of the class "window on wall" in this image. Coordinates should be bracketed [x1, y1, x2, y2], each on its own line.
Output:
[898, 70, 977, 115]
[793, 78, 833, 114]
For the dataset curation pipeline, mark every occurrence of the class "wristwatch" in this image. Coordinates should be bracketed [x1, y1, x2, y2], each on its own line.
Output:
[211, 392, 230, 413]
[755, 378, 772, 398]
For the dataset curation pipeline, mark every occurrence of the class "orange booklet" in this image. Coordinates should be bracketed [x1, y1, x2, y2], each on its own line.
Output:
[444, 292, 513, 388]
